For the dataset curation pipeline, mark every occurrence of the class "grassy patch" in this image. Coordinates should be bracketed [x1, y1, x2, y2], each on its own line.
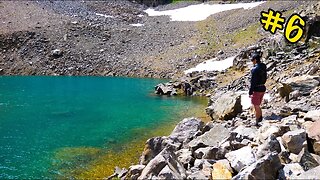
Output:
[227, 23, 262, 48]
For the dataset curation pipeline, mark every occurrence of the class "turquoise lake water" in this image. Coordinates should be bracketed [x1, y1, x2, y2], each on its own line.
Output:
[0, 76, 205, 179]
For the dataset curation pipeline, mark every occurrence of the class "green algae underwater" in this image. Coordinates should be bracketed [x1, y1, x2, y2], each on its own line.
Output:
[0, 76, 208, 179]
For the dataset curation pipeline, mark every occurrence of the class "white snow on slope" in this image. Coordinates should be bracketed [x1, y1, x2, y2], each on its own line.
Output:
[130, 23, 144, 27]
[96, 13, 114, 18]
[184, 56, 235, 74]
[145, 1, 265, 21]
[237, 91, 271, 110]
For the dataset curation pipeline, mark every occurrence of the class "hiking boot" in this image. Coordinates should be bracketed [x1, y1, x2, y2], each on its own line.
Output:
[255, 116, 263, 126]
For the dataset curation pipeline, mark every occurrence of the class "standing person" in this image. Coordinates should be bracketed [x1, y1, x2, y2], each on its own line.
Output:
[249, 53, 267, 126]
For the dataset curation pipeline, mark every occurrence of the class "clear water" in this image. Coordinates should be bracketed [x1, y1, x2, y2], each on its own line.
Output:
[0, 76, 205, 179]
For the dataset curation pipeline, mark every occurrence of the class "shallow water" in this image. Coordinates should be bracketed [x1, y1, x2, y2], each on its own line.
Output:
[0, 76, 206, 179]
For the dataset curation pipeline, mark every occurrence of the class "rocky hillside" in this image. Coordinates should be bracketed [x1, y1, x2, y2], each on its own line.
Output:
[109, 2, 320, 180]
[0, 0, 309, 78]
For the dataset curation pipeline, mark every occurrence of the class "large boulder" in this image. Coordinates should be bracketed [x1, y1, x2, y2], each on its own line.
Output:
[232, 152, 282, 180]
[138, 147, 186, 179]
[285, 75, 320, 96]
[282, 129, 307, 154]
[206, 91, 242, 120]
[225, 146, 256, 173]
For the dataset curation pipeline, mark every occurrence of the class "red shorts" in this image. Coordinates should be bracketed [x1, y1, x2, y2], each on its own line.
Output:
[251, 92, 265, 106]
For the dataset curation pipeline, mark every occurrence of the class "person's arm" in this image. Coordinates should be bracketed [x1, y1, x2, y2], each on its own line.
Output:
[249, 68, 258, 95]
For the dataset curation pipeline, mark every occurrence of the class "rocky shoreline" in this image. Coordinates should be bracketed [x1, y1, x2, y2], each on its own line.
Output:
[109, 2, 320, 179]
[1, 0, 320, 179]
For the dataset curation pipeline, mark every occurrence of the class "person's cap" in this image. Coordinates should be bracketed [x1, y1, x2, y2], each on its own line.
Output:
[251, 53, 261, 61]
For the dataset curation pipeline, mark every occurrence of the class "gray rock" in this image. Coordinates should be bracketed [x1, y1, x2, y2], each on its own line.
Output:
[188, 123, 230, 152]
[282, 129, 307, 154]
[169, 117, 204, 147]
[230, 125, 257, 142]
[176, 149, 194, 170]
[51, 49, 63, 58]
[187, 170, 208, 180]
[125, 165, 145, 180]
[206, 91, 242, 120]
[139, 137, 163, 165]
[256, 135, 281, 159]
[225, 146, 256, 172]
[155, 83, 174, 95]
[193, 147, 218, 159]
[292, 165, 320, 179]
[285, 75, 320, 96]
[157, 165, 182, 179]
[232, 153, 282, 180]
[138, 147, 186, 179]
[255, 124, 290, 144]
[193, 159, 214, 170]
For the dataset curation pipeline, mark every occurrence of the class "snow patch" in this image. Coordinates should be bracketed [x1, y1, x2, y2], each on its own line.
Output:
[95, 13, 114, 18]
[145, 1, 265, 21]
[184, 56, 235, 74]
[237, 91, 272, 110]
[130, 23, 144, 27]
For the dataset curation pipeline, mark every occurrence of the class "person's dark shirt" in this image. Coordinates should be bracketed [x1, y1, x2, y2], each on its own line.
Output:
[249, 62, 267, 95]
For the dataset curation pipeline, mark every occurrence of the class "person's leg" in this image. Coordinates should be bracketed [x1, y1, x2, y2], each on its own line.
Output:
[254, 105, 262, 119]
[251, 92, 264, 125]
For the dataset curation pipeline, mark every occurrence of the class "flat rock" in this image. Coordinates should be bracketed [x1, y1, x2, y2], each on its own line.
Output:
[188, 123, 230, 152]
[225, 146, 256, 172]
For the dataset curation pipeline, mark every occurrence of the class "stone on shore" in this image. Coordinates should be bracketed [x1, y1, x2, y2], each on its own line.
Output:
[138, 147, 186, 179]
[206, 91, 242, 120]
[169, 117, 204, 147]
[188, 123, 230, 152]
